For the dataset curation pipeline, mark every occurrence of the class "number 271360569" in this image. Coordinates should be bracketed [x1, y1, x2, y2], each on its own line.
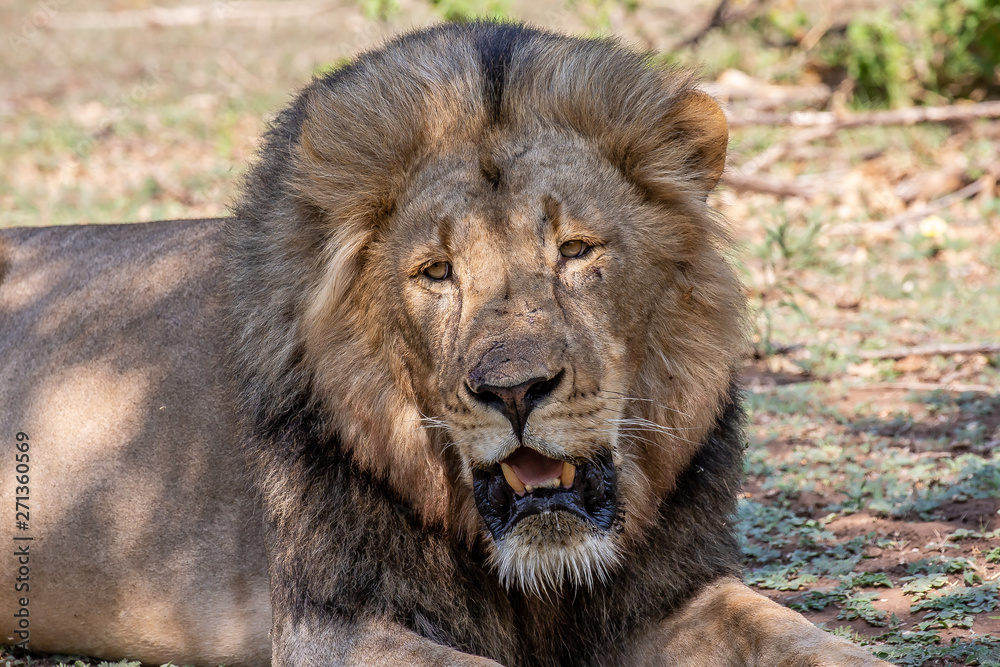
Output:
[15, 432, 29, 525]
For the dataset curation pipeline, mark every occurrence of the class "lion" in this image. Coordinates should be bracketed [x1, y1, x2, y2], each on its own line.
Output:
[0, 21, 892, 667]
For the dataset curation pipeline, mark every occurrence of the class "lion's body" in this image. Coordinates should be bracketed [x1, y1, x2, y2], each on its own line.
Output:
[0, 21, 891, 667]
[0, 221, 270, 666]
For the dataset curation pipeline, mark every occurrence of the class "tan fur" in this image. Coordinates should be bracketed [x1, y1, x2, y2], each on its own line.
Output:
[279, 617, 503, 667]
[1, 22, 892, 667]
[0, 221, 270, 666]
[638, 578, 889, 667]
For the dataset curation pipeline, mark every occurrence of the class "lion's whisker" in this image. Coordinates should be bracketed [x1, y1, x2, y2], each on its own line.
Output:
[413, 409, 450, 432]
[618, 431, 702, 449]
[607, 420, 699, 436]
[595, 391, 693, 418]
[607, 423, 703, 448]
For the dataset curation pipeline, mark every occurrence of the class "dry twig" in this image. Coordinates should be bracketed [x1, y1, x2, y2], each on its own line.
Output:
[828, 180, 985, 236]
[726, 101, 1000, 129]
[720, 172, 818, 198]
[48, 1, 342, 29]
[730, 126, 838, 174]
[702, 72, 831, 111]
[859, 342, 1000, 360]
[851, 381, 997, 394]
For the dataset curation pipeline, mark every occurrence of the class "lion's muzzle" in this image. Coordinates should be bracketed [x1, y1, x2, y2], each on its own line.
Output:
[472, 447, 617, 542]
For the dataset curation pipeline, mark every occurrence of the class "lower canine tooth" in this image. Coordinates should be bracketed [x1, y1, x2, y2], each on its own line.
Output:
[561, 461, 576, 488]
[501, 462, 526, 495]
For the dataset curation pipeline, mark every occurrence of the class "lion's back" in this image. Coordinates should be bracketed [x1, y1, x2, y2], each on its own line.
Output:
[0, 219, 270, 667]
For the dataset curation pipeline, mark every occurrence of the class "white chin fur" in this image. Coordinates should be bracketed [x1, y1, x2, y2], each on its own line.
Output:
[490, 513, 621, 597]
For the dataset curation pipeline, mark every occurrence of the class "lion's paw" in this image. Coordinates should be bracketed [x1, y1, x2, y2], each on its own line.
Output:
[770, 640, 895, 667]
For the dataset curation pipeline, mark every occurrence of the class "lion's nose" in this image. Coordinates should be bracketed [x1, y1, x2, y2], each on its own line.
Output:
[467, 371, 564, 441]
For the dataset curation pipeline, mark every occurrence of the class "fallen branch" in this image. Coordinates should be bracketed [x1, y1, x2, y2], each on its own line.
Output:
[48, 1, 342, 29]
[730, 125, 838, 174]
[720, 172, 819, 198]
[702, 72, 831, 110]
[851, 381, 997, 394]
[859, 342, 1000, 360]
[726, 101, 1000, 129]
[724, 125, 840, 197]
[828, 179, 984, 236]
[746, 378, 997, 395]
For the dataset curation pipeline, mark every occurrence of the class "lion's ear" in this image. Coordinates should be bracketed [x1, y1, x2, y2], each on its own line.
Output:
[667, 90, 729, 194]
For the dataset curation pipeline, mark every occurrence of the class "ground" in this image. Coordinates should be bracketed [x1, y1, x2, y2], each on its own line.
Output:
[1, 0, 997, 665]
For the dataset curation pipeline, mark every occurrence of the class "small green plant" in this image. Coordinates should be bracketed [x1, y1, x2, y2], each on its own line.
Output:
[838, 592, 889, 626]
[745, 208, 823, 356]
[872, 635, 1000, 667]
[360, 0, 399, 20]
[907, 556, 977, 576]
[901, 574, 949, 599]
[790, 588, 848, 612]
[910, 583, 998, 631]
[845, 572, 893, 589]
[821, 0, 1000, 106]
[426, 0, 508, 22]
[718, 0, 1000, 107]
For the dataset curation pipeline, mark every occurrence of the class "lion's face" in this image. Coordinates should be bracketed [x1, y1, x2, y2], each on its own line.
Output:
[267, 27, 746, 595]
[388, 132, 644, 591]
[348, 122, 735, 592]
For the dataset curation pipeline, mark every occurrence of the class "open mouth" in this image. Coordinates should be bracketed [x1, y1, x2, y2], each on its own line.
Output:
[472, 446, 618, 542]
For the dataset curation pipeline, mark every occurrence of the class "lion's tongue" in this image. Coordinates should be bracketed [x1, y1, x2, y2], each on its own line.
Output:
[503, 447, 563, 486]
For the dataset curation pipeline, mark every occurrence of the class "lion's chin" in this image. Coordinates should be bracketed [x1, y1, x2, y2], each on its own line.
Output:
[472, 447, 622, 595]
[491, 515, 621, 596]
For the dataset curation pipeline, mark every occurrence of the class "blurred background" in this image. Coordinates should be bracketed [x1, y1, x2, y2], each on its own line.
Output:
[1, 1, 998, 664]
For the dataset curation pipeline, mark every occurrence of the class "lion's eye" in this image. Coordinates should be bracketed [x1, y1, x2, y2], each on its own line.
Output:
[423, 261, 451, 281]
[559, 240, 590, 258]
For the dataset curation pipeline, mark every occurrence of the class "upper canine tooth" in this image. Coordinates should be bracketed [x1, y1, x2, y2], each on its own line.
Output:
[500, 462, 526, 495]
[561, 461, 576, 488]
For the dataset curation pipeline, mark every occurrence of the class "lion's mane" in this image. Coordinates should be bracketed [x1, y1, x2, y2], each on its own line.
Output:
[224, 21, 747, 666]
